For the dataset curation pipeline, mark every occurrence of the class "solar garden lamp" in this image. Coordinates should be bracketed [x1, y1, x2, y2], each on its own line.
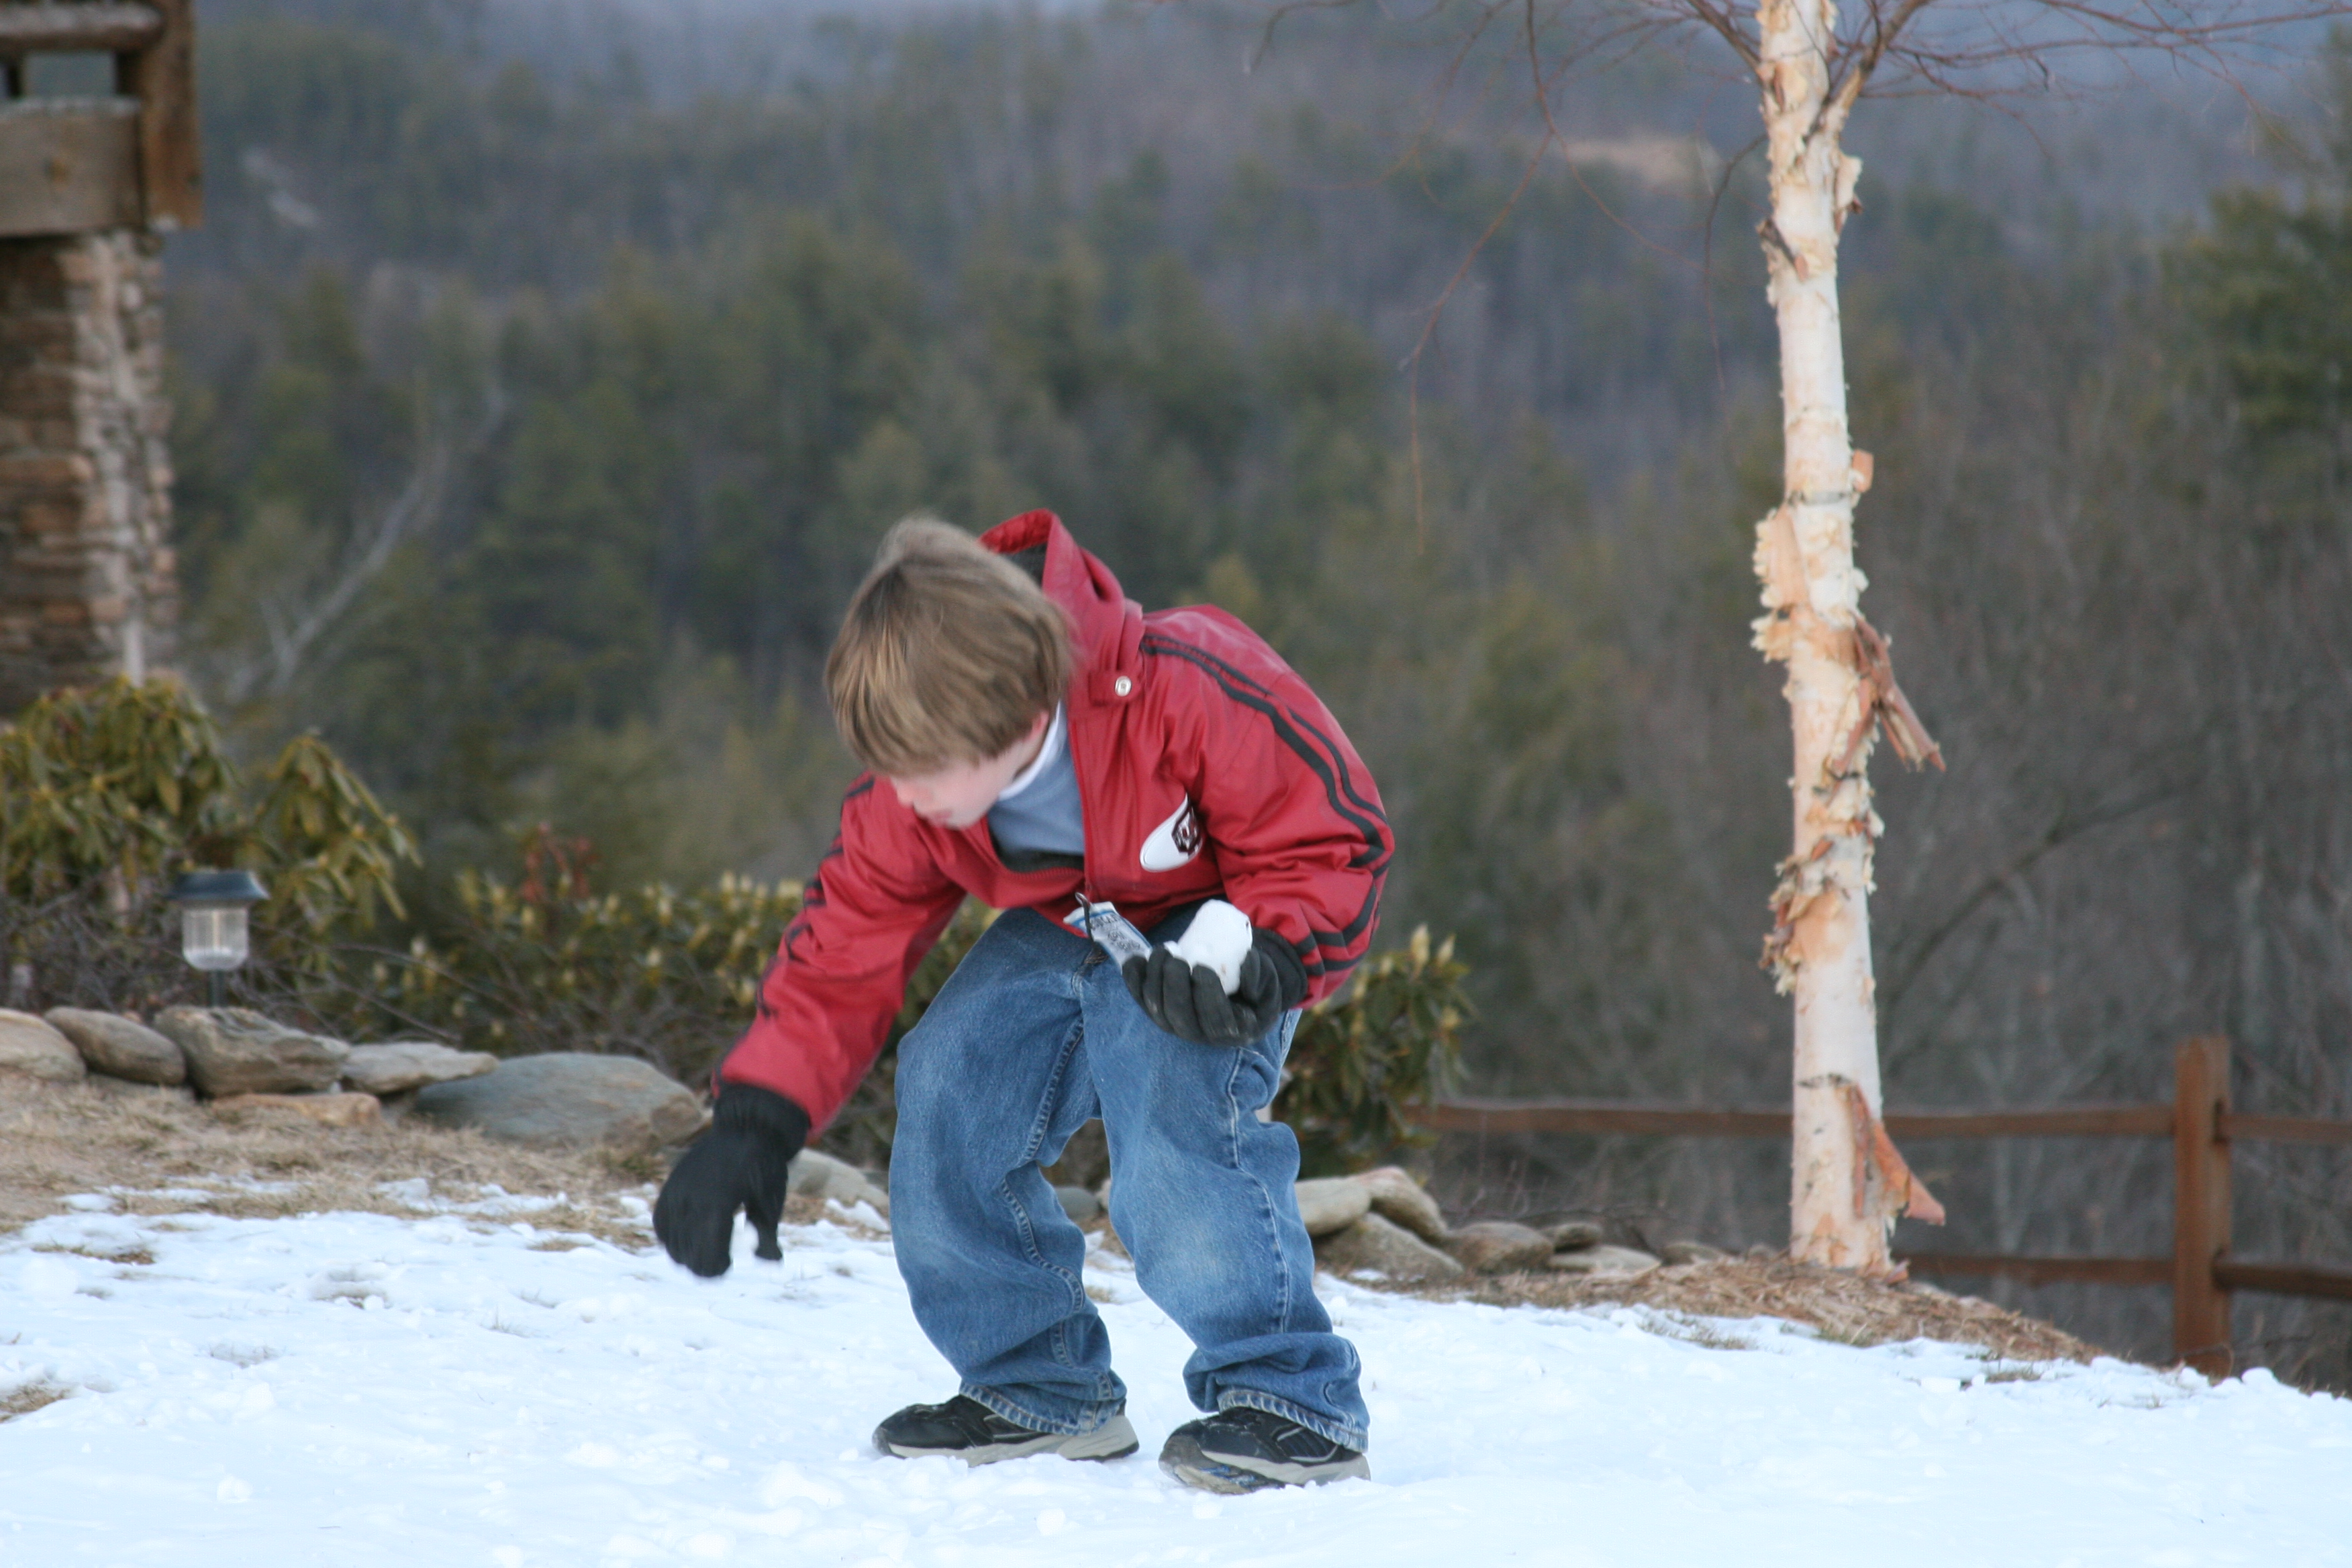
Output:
[164, 870, 268, 1008]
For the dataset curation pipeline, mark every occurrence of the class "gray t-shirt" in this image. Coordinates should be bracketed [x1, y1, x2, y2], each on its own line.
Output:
[987, 704, 1085, 868]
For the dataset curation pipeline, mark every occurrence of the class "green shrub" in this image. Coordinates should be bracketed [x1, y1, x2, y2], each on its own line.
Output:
[1277, 926, 1470, 1176]
[326, 828, 805, 1075]
[0, 678, 413, 1014]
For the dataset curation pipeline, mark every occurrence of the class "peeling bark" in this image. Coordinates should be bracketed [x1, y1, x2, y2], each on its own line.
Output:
[1749, 0, 1941, 1275]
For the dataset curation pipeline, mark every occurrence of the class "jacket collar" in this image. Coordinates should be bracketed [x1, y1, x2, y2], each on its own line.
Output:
[977, 510, 1142, 708]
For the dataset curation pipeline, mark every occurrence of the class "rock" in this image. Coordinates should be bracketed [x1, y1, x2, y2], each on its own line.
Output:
[211, 1091, 383, 1128]
[44, 1008, 187, 1085]
[1294, 1177, 1373, 1237]
[1547, 1220, 1606, 1251]
[1448, 1220, 1555, 1275]
[155, 1008, 349, 1098]
[410, 1052, 705, 1155]
[1353, 1166, 1449, 1244]
[1661, 1240, 1727, 1265]
[341, 1041, 500, 1096]
[1547, 1244, 1661, 1277]
[1314, 1212, 1465, 1283]
[787, 1147, 891, 1216]
[0, 1010, 86, 1082]
[1055, 1185, 1101, 1225]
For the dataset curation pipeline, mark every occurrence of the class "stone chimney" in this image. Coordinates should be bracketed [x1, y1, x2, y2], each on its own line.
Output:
[0, 230, 176, 708]
[0, 0, 199, 712]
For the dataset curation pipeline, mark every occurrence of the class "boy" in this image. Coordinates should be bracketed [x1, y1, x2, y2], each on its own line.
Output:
[654, 511, 1389, 1493]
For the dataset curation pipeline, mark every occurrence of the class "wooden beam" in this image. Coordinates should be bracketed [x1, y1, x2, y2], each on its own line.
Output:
[0, 4, 162, 54]
[0, 100, 139, 236]
[2212, 1261, 2352, 1303]
[117, 0, 195, 228]
[1408, 1099, 1791, 1137]
[1885, 1106, 2173, 1138]
[1902, 1253, 2171, 1287]
[2173, 1036, 2235, 1377]
[1406, 1099, 2173, 1139]
[2219, 1112, 2352, 1146]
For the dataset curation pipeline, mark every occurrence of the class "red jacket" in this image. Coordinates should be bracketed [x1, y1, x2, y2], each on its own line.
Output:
[720, 511, 1391, 1128]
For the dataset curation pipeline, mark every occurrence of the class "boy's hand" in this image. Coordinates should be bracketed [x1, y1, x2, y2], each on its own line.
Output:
[1122, 932, 1304, 1045]
[654, 1082, 810, 1277]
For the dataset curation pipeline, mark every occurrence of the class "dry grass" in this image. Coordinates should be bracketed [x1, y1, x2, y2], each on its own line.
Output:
[33, 1242, 154, 1265]
[0, 1077, 894, 1257]
[1406, 1255, 2106, 1364]
[1, 1381, 70, 1421]
[0, 1078, 663, 1248]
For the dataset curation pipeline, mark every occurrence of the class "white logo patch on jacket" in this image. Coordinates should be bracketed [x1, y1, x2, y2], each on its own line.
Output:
[1139, 797, 1204, 871]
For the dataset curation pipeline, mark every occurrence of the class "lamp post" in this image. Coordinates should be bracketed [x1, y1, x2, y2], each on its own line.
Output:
[164, 870, 267, 1009]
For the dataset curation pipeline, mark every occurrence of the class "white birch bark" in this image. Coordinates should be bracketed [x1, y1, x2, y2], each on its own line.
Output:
[1748, 0, 1937, 1273]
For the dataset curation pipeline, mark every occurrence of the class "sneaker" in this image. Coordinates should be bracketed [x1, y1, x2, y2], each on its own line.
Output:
[1158, 1408, 1370, 1493]
[873, 1394, 1138, 1465]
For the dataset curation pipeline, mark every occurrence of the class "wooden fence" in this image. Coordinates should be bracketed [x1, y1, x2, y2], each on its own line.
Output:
[1408, 1038, 2352, 1377]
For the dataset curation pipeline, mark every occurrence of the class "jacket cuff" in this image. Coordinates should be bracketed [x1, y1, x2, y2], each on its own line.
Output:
[712, 1081, 812, 1156]
[1251, 928, 1310, 1011]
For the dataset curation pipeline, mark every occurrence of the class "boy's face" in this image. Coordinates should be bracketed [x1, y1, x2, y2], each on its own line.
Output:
[886, 711, 1052, 830]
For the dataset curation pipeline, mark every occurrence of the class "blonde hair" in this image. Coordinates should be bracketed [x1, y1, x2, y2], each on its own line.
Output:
[826, 518, 1075, 775]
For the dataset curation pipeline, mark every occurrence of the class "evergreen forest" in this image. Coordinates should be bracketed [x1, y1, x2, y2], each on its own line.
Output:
[154, 0, 2352, 1378]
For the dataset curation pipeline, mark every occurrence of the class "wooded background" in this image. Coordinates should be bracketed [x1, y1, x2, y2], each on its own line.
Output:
[132, 0, 2352, 1381]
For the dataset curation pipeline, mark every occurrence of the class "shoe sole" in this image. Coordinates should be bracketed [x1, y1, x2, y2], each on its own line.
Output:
[1157, 1430, 1371, 1493]
[881, 1412, 1139, 1465]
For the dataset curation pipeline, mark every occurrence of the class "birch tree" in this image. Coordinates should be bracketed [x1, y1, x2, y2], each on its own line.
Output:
[1193, 0, 2341, 1274]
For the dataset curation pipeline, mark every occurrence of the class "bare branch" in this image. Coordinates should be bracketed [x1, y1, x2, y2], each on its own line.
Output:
[1677, 0, 1763, 68]
[1828, 0, 1939, 126]
[218, 436, 453, 707]
[1880, 783, 2172, 1022]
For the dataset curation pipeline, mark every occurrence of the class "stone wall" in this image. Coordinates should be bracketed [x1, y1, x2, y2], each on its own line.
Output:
[0, 231, 177, 712]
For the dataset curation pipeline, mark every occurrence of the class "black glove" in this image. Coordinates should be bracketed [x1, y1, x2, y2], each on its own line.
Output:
[654, 1082, 810, 1277]
[1122, 929, 1307, 1045]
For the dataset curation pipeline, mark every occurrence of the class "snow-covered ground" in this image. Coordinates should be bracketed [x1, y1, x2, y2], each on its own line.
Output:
[4, 1189, 2349, 1567]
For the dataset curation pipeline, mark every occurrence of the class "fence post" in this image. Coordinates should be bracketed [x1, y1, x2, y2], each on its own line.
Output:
[2172, 1036, 2233, 1377]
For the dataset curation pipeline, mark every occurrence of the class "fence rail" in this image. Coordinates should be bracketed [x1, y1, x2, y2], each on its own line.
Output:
[1406, 1038, 2352, 1375]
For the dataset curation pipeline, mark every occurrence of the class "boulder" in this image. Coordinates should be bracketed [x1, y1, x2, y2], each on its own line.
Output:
[1547, 1220, 1606, 1251]
[1661, 1240, 1728, 1265]
[787, 1147, 891, 1217]
[1547, 1243, 1661, 1277]
[1055, 1185, 1101, 1225]
[155, 1008, 348, 1098]
[1294, 1177, 1373, 1237]
[1354, 1166, 1449, 1244]
[45, 1008, 185, 1085]
[211, 1091, 383, 1129]
[0, 1010, 86, 1082]
[411, 1053, 705, 1155]
[341, 1042, 499, 1096]
[1314, 1212, 1465, 1283]
[1448, 1220, 1555, 1275]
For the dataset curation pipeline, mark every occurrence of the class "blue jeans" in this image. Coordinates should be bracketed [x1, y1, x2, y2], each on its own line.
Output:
[888, 908, 1369, 1450]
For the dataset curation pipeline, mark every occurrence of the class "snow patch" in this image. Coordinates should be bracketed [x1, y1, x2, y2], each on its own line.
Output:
[0, 1201, 2345, 1564]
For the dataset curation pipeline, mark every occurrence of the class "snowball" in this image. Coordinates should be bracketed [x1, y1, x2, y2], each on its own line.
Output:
[1167, 899, 1252, 994]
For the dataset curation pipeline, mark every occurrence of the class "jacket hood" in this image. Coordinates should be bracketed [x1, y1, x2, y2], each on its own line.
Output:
[978, 510, 1142, 706]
